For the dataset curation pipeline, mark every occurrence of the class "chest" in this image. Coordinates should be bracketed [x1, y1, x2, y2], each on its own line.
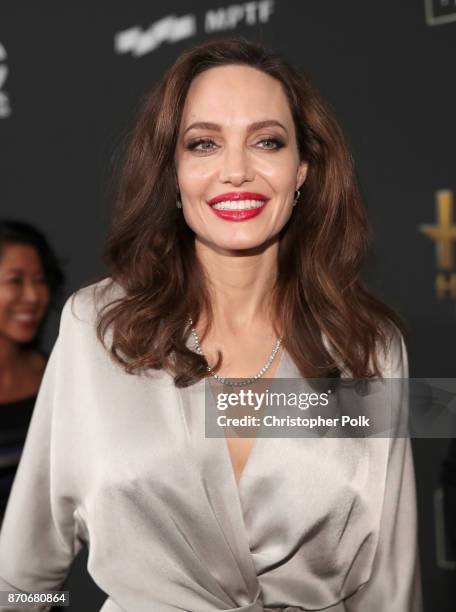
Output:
[225, 436, 256, 484]
[67, 344, 392, 611]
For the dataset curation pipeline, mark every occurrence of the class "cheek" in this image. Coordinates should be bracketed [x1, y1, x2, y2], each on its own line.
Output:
[0, 292, 18, 335]
[30, 285, 51, 320]
[0, 286, 20, 313]
[257, 155, 298, 191]
[178, 161, 212, 200]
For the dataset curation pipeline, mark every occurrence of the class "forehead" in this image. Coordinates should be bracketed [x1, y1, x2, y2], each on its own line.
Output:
[180, 64, 294, 129]
[0, 243, 42, 269]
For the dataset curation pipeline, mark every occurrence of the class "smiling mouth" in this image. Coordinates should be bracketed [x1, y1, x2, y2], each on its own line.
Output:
[211, 199, 266, 211]
[206, 191, 269, 221]
[12, 314, 38, 322]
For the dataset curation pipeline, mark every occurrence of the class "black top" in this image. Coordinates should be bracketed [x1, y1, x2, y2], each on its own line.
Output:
[0, 394, 37, 520]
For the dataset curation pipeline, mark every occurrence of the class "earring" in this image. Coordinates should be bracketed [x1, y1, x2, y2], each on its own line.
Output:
[293, 189, 301, 207]
[176, 196, 182, 209]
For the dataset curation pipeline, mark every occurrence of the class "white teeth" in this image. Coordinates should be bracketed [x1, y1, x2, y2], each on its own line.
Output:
[212, 199, 266, 211]
[13, 314, 36, 322]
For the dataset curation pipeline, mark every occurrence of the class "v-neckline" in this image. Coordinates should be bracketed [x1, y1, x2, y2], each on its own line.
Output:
[176, 347, 298, 592]
[220, 346, 288, 493]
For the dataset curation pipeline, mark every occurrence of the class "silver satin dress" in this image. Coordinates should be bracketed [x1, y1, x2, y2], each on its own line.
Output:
[0, 280, 422, 611]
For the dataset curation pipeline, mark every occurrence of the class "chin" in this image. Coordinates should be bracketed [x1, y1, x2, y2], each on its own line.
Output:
[221, 228, 280, 250]
[11, 331, 38, 345]
[214, 237, 269, 252]
[17, 336, 36, 345]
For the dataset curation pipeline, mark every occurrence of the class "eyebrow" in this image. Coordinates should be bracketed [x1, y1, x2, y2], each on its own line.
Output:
[183, 119, 288, 135]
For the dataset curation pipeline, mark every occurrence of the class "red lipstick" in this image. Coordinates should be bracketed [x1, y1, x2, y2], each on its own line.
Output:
[207, 192, 269, 222]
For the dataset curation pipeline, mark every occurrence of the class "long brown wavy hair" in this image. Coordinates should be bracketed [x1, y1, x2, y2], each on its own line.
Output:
[94, 37, 405, 387]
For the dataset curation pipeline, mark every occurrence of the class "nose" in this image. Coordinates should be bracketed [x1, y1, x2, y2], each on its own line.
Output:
[218, 143, 254, 185]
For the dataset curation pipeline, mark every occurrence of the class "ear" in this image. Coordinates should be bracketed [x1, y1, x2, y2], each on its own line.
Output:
[296, 160, 309, 191]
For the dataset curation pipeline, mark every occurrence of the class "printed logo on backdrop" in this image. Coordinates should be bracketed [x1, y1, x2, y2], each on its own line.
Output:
[425, 0, 456, 25]
[114, 0, 275, 57]
[0, 42, 11, 119]
[419, 190, 456, 303]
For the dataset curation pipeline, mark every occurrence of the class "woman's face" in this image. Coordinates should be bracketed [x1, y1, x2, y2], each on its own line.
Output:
[174, 64, 308, 253]
[0, 243, 50, 345]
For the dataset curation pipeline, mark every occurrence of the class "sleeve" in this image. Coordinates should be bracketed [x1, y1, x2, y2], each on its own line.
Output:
[345, 332, 423, 611]
[0, 300, 83, 611]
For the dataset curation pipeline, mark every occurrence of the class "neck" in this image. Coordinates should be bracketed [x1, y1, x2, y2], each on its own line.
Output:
[195, 237, 279, 334]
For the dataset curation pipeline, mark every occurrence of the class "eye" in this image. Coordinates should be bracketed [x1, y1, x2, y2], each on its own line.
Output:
[256, 137, 285, 150]
[7, 277, 22, 285]
[186, 138, 217, 152]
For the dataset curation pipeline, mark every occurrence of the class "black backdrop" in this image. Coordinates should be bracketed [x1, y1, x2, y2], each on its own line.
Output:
[1, 1, 455, 610]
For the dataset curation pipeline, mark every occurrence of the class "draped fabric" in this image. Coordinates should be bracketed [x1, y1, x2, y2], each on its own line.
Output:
[0, 279, 422, 611]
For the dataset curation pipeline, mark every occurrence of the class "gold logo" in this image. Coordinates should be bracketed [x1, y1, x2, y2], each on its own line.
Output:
[419, 190, 456, 300]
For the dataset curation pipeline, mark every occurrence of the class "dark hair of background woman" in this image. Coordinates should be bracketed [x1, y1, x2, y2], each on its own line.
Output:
[94, 36, 406, 387]
[0, 219, 65, 350]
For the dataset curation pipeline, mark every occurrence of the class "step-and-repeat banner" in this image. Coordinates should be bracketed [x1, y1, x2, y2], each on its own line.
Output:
[0, 1, 455, 610]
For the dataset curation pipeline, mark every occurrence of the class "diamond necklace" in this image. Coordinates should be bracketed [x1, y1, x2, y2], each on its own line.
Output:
[188, 317, 283, 387]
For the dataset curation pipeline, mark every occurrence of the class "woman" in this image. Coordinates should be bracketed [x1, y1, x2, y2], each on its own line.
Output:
[0, 220, 64, 522]
[0, 39, 422, 611]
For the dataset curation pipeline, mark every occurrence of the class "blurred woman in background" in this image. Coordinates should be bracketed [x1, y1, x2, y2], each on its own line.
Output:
[0, 220, 64, 521]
